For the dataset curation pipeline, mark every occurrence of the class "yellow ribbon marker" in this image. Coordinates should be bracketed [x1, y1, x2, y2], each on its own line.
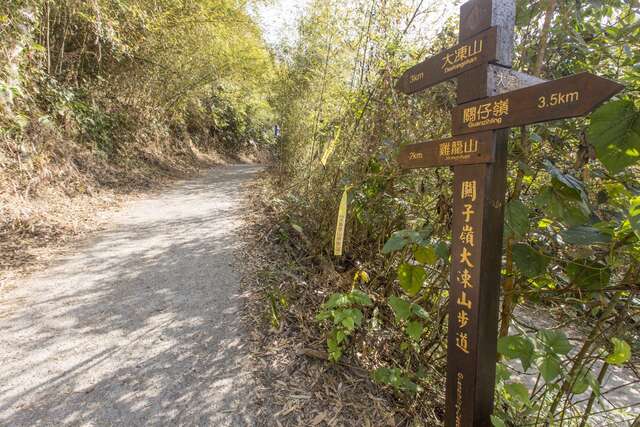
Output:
[320, 127, 341, 166]
[334, 186, 350, 256]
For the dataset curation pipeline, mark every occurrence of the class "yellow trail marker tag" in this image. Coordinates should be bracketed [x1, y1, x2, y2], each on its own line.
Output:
[334, 186, 350, 256]
[321, 127, 341, 166]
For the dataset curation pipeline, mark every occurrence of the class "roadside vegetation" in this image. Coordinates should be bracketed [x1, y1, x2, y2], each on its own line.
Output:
[261, 0, 640, 425]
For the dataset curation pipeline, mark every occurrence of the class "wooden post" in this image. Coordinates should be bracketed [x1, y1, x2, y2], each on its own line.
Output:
[445, 1, 514, 426]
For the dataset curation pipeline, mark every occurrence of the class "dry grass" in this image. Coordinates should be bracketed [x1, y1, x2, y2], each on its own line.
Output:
[237, 171, 444, 426]
[0, 117, 262, 286]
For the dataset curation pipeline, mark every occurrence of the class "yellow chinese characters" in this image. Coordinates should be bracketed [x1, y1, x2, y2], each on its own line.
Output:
[455, 179, 478, 355]
[457, 310, 469, 328]
[458, 269, 473, 289]
[461, 180, 477, 201]
[440, 142, 451, 157]
[439, 138, 479, 161]
[460, 224, 475, 246]
[456, 332, 470, 355]
[462, 98, 510, 128]
[442, 39, 484, 73]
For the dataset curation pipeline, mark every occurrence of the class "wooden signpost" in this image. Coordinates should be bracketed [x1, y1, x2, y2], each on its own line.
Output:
[394, 0, 624, 426]
[452, 72, 624, 135]
[396, 27, 500, 95]
[398, 132, 496, 169]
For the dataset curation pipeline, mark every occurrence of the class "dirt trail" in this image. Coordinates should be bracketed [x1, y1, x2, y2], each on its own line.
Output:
[0, 165, 262, 426]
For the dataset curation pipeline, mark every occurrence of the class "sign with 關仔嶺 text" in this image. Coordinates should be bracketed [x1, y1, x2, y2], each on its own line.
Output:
[452, 72, 624, 135]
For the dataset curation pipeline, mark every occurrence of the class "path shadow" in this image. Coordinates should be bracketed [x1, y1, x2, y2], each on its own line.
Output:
[0, 165, 263, 426]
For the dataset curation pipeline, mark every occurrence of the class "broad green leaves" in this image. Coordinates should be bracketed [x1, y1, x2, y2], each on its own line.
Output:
[572, 368, 599, 395]
[317, 290, 373, 362]
[537, 329, 573, 355]
[397, 263, 426, 296]
[499, 330, 573, 384]
[490, 415, 506, 427]
[539, 356, 562, 382]
[512, 244, 549, 278]
[504, 383, 531, 407]
[587, 100, 640, 174]
[382, 229, 430, 254]
[405, 320, 424, 340]
[388, 296, 412, 321]
[498, 335, 535, 371]
[373, 367, 420, 393]
[561, 225, 612, 245]
[505, 200, 530, 239]
[348, 289, 373, 306]
[606, 338, 631, 365]
[536, 162, 591, 226]
[414, 246, 438, 265]
[566, 261, 611, 290]
[387, 296, 428, 341]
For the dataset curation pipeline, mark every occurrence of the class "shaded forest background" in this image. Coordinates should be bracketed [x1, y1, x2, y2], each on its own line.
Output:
[2, 0, 640, 425]
[1, 0, 275, 271]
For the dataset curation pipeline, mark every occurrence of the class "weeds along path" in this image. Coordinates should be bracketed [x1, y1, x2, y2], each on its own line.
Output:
[0, 165, 263, 426]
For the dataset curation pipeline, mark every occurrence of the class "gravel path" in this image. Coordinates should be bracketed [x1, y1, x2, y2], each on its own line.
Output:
[0, 165, 262, 426]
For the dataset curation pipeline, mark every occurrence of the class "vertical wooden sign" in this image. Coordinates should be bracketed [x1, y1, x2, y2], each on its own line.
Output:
[445, 1, 513, 426]
[395, 0, 621, 425]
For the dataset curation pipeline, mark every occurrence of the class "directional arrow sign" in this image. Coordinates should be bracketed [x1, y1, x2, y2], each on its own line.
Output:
[452, 72, 624, 135]
[396, 27, 498, 95]
[398, 132, 496, 169]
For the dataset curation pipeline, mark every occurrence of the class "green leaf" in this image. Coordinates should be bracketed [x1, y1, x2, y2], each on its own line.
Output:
[349, 290, 373, 307]
[382, 230, 425, 254]
[587, 100, 640, 174]
[536, 187, 590, 226]
[512, 244, 549, 278]
[606, 338, 631, 365]
[383, 232, 411, 254]
[373, 367, 393, 383]
[561, 226, 612, 245]
[323, 293, 350, 309]
[537, 329, 573, 355]
[315, 310, 331, 322]
[539, 355, 562, 383]
[334, 308, 363, 331]
[388, 296, 412, 321]
[498, 335, 535, 371]
[630, 196, 640, 239]
[373, 367, 419, 394]
[505, 199, 530, 239]
[415, 245, 438, 265]
[405, 320, 424, 341]
[544, 160, 587, 201]
[349, 308, 363, 327]
[566, 261, 611, 291]
[397, 263, 426, 296]
[496, 363, 512, 383]
[341, 316, 355, 331]
[411, 304, 430, 320]
[572, 369, 598, 395]
[504, 382, 531, 407]
[491, 415, 506, 427]
[435, 241, 450, 260]
[327, 336, 342, 361]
